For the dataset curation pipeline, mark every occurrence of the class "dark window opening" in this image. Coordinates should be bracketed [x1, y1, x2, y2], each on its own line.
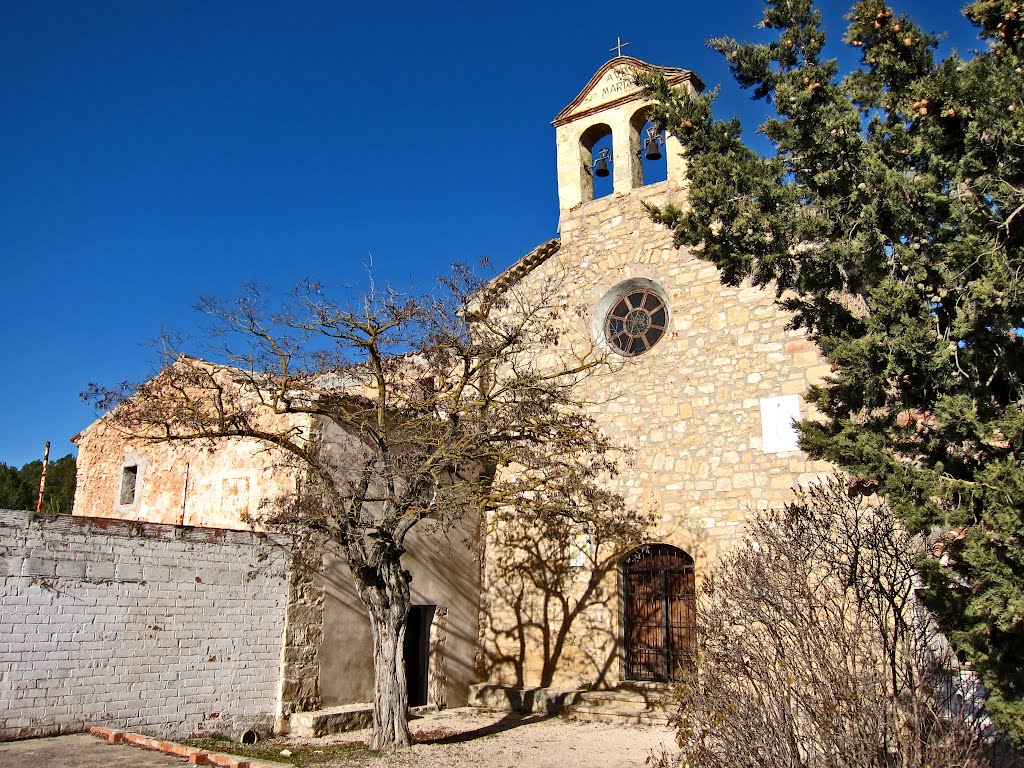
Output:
[119, 465, 138, 505]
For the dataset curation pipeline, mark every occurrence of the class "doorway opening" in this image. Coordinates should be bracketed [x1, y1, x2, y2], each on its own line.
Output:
[404, 605, 435, 706]
[622, 544, 695, 682]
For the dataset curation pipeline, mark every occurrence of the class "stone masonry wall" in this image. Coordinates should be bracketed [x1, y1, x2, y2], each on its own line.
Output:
[555, 182, 833, 549]
[277, 559, 323, 727]
[0, 509, 294, 741]
[481, 179, 833, 688]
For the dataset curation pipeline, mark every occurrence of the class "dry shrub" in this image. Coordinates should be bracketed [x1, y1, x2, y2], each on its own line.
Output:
[664, 477, 1017, 768]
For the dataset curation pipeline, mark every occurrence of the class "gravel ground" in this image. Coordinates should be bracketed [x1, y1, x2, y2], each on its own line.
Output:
[0, 709, 678, 768]
[302, 707, 678, 767]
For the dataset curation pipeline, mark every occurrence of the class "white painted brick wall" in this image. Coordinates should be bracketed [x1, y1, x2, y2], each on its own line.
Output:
[0, 509, 292, 740]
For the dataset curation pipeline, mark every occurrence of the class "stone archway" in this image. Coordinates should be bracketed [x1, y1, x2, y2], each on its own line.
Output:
[621, 544, 696, 682]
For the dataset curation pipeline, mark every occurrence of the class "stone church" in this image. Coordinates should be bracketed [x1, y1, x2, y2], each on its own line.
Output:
[473, 55, 831, 691]
[69, 54, 832, 726]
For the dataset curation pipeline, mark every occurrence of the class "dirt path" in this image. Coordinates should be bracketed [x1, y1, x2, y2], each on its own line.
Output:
[305, 708, 677, 767]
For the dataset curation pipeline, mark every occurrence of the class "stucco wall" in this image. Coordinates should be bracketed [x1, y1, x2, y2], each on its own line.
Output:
[317, 514, 480, 709]
[72, 414, 304, 530]
[309, 414, 481, 709]
[0, 509, 292, 740]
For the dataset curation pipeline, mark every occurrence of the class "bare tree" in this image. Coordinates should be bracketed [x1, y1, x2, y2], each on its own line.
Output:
[481, 500, 652, 689]
[85, 265, 644, 752]
[658, 477, 1009, 768]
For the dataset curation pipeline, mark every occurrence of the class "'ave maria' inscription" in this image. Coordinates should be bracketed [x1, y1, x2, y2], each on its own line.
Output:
[581, 68, 639, 108]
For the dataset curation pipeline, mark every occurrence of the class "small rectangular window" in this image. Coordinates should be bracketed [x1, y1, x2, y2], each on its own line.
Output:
[120, 465, 138, 505]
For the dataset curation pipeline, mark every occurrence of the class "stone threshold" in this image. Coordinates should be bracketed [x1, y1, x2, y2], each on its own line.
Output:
[89, 726, 289, 768]
[288, 703, 437, 738]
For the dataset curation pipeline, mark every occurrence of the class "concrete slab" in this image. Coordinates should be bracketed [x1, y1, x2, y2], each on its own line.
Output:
[0, 733, 189, 768]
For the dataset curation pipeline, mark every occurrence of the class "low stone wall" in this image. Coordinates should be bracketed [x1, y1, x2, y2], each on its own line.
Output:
[468, 683, 583, 714]
[0, 509, 293, 740]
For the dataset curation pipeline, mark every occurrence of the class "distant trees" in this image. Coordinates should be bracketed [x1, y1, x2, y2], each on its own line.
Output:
[0, 454, 76, 515]
[0, 464, 32, 510]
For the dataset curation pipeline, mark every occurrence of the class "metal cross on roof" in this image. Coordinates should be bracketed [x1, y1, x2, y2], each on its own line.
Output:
[609, 37, 630, 57]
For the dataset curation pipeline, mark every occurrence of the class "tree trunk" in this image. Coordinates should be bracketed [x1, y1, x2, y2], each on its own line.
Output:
[357, 555, 412, 753]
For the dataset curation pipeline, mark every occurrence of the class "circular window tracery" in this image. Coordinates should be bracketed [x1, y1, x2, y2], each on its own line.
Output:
[606, 288, 668, 356]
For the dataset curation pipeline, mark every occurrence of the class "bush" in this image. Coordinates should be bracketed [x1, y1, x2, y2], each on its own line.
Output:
[662, 477, 1013, 768]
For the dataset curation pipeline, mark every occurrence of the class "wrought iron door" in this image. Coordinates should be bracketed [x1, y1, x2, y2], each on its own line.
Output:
[623, 544, 696, 682]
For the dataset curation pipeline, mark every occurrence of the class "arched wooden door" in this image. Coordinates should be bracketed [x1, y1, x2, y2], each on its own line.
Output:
[622, 544, 696, 682]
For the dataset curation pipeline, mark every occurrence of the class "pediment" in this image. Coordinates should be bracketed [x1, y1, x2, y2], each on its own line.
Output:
[552, 57, 702, 127]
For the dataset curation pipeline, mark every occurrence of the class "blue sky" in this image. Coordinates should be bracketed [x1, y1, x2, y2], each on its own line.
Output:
[0, 1, 981, 467]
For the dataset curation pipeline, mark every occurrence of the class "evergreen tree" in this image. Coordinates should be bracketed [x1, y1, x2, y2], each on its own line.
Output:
[42, 454, 77, 515]
[0, 463, 32, 510]
[643, 0, 1024, 744]
[8, 454, 76, 515]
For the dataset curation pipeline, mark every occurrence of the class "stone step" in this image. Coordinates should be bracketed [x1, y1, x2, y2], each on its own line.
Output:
[574, 689, 672, 707]
[561, 703, 671, 727]
[289, 703, 436, 737]
[289, 703, 372, 737]
[609, 681, 675, 696]
[561, 683, 674, 727]
[467, 683, 583, 714]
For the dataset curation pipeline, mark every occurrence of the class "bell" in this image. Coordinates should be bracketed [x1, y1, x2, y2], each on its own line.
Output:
[594, 157, 610, 177]
[645, 140, 663, 161]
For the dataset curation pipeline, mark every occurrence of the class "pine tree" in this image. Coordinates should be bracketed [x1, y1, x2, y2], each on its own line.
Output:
[6, 454, 77, 515]
[643, 0, 1024, 744]
[0, 463, 32, 510]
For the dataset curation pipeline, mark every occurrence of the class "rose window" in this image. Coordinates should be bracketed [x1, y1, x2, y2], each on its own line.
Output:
[605, 289, 668, 356]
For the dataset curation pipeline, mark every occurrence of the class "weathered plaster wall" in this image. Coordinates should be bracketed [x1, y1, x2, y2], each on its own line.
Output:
[0, 509, 293, 741]
[480, 177, 832, 688]
[318, 516, 480, 709]
[72, 416, 304, 530]
[309, 415, 481, 710]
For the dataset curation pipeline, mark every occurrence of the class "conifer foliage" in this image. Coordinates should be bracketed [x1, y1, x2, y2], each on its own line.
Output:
[643, 0, 1024, 744]
[0, 454, 76, 515]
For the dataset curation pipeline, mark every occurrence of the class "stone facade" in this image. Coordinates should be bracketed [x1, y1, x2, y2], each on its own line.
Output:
[60, 54, 833, 714]
[478, 57, 832, 689]
[0, 509, 297, 740]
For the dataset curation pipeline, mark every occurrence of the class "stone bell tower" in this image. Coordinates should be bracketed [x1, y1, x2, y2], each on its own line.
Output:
[552, 56, 703, 211]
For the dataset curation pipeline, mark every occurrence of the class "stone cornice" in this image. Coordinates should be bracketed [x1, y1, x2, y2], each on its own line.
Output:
[552, 56, 703, 128]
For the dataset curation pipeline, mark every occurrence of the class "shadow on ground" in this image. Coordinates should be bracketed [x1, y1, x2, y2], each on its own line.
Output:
[415, 713, 555, 745]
